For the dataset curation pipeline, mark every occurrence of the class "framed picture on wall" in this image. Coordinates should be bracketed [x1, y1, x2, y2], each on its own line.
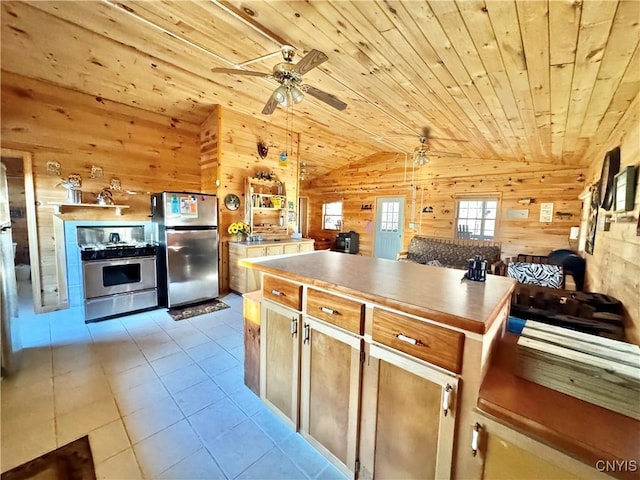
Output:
[585, 183, 600, 255]
[613, 165, 638, 213]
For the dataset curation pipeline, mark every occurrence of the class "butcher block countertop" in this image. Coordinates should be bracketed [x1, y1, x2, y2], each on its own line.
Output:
[240, 250, 515, 334]
[479, 334, 640, 480]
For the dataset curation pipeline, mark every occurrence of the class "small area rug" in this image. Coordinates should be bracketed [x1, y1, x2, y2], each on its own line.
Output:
[168, 299, 230, 321]
[1, 435, 95, 480]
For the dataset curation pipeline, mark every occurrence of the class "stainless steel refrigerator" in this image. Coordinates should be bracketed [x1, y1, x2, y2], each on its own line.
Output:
[151, 192, 219, 308]
[0, 162, 21, 376]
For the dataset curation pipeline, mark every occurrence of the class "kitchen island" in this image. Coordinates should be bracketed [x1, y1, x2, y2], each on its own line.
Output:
[241, 251, 635, 479]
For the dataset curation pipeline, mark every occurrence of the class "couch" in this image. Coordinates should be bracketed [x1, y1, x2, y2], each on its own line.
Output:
[397, 235, 502, 273]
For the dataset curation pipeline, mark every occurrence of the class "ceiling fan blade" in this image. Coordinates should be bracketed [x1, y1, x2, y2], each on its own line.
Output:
[293, 49, 328, 75]
[304, 85, 347, 111]
[261, 95, 278, 115]
[428, 150, 461, 157]
[211, 67, 270, 78]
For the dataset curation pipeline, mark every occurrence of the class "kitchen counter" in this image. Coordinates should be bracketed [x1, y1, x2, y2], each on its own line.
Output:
[240, 250, 516, 334]
[479, 333, 640, 480]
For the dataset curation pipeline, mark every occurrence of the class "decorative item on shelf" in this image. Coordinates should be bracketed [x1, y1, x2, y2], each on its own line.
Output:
[58, 179, 82, 204]
[110, 177, 122, 191]
[90, 165, 103, 179]
[255, 171, 275, 181]
[46, 160, 61, 176]
[272, 197, 282, 209]
[96, 188, 113, 205]
[228, 221, 251, 242]
[257, 140, 269, 159]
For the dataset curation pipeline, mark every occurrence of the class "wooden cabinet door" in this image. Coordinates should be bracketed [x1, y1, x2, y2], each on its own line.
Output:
[299, 241, 315, 252]
[359, 344, 458, 480]
[283, 243, 299, 254]
[473, 412, 611, 480]
[300, 317, 362, 479]
[260, 299, 301, 429]
[266, 245, 284, 256]
[228, 245, 244, 293]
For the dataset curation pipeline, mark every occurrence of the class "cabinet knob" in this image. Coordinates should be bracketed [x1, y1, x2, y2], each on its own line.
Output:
[395, 333, 424, 347]
[442, 384, 453, 416]
[271, 289, 284, 296]
[471, 423, 481, 456]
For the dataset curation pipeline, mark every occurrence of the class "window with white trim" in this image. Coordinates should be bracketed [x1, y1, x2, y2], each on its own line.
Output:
[455, 198, 498, 240]
[322, 201, 343, 230]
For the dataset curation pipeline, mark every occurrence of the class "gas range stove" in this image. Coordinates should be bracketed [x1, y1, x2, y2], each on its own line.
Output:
[79, 242, 158, 261]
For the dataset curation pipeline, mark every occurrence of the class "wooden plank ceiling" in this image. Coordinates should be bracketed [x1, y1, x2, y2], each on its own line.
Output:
[1, 0, 638, 179]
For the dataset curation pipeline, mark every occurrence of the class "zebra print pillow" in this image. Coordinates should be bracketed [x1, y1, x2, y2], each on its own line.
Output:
[507, 262, 564, 288]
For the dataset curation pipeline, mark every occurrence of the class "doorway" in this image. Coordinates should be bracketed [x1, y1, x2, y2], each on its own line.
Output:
[374, 197, 404, 259]
[1, 149, 41, 313]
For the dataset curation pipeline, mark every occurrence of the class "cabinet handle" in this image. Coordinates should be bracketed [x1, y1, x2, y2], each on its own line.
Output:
[320, 306, 339, 315]
[303, 323, 310, 344]
[442, 384, 453, 416]
[271, 289, 284, 296]
[395, 333, 424, 346]
[290, 317, 297, 337]
[471, 423, 481, 456]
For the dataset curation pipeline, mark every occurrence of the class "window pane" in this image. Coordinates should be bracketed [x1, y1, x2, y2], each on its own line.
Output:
[456, 198, 498, 239]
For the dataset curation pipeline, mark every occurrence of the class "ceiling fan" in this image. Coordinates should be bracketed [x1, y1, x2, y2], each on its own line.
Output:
[211, 45, 347, 115]
[410, 128, 462, 166]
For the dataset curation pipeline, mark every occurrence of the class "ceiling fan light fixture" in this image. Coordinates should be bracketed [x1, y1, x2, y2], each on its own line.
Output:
[273, 85, 289, 106]
[413, 148, 430, 166]
[290, 85, 304, 104]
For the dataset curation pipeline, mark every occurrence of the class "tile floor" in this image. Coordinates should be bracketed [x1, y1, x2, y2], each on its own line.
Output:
[1, 282, 345, 479]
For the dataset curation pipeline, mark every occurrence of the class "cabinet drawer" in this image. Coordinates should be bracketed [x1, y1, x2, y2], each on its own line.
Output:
[306, 289, 364, 335]
[247, 247, 266, 258]
[372, 308, 464, 373]
[263, 276, 302, 311]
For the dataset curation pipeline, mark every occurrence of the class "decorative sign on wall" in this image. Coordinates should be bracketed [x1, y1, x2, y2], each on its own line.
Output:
[507, 208, 529, 219]
[539, 202, 554, 222]
[110, 177, 122, 191]
[90, 165, 103, 179]
[67, 173, 82, 188]
[46, 160, 61, 176]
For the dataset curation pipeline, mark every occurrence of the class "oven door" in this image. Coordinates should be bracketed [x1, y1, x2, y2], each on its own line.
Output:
[83, 256, 156, 299]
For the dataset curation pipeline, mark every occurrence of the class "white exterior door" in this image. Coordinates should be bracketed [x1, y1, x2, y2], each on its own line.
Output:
[374, 197, 404, 259]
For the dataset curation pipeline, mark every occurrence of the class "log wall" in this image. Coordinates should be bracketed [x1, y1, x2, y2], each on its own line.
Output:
[1, 72, 202, 309]
[302, 155, 585, 261]
[204, 107, 300, 293]
[582, 94, 640, 344]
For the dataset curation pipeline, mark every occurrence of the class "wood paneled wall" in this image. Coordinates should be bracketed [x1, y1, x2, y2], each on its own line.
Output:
[207, 106, 300, 293]
[1, 72, 202, 309]
[302, 154, 585, 260]
[582, 94, 640, 344]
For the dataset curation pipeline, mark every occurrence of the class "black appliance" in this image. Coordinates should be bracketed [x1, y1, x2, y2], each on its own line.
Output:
[335, 231, 359, 254]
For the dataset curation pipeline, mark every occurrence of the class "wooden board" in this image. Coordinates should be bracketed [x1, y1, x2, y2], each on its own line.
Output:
[516, 322, 640, 420]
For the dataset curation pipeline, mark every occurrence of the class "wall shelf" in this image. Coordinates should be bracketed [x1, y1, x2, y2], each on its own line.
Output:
[48, 202, 130, 216]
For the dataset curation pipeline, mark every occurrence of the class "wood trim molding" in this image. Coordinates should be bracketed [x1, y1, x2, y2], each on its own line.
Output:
[1, 148, 45, 313]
